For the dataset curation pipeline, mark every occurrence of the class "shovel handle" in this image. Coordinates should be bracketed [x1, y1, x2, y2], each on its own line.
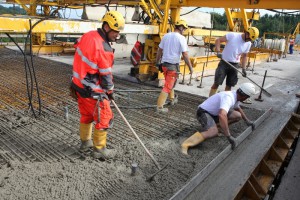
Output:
[222, 59, 272, 97]
[111, 100, 161, 169]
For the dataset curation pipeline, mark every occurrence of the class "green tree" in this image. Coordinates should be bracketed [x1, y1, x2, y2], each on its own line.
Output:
[0, 5, 26, 15]
[212, 11, 300, 37]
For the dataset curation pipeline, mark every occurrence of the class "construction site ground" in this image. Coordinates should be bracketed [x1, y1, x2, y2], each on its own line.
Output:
[0, 46, 300, 200]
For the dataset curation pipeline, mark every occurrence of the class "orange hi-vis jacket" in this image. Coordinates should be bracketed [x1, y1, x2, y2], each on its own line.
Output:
[72, 29, 114, 98]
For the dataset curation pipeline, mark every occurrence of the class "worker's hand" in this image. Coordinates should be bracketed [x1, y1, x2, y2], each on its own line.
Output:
[242, 68, 247, 77]
[107, 92, 115, 100]
[92, 93, 108, 101]
[245, 120, 255, 130]
[227, 135, 237, 150]
[216, 52, 222, 59]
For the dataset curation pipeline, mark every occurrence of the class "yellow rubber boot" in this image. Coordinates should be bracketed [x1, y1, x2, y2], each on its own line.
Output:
[169, 89, 175, 100]
[93, 129, 107, 150]
[181, 132, 205, 155]
[209, 88, 217, 97]
[79, 123, 93, 152]
[80, 123, 93, 141]
[93, 130, 116, 160]
[157, 91, 169, 113]
[168, 89, 178, 105]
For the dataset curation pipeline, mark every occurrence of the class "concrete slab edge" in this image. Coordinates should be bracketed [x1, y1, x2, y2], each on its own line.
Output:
[169, 107, 273, 200]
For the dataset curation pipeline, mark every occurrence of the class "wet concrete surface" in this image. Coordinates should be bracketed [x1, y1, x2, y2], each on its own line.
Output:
[0, 47, 300, 200]
[0, 47, 265, 200]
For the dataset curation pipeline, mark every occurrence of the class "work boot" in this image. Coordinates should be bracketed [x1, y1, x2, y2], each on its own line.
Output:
[156, 107, 169, 113]
[79, 139, 93, 152]
[296, 93, 300, 98]
[181, 132, 205, 155]
[168, 94, 178, 106]
[94, 129, 107, 149]
[79, 123, 93, 152]
[157, 91, 168, 107]
[93, 147, 116, 160]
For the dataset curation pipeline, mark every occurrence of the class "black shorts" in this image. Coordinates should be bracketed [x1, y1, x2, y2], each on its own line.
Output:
[214, 60, 239, 87]
[196, 107, 218, 132]
[196, 107, 234, 132]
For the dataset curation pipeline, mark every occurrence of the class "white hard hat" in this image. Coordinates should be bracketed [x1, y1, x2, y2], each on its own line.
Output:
[239, 83, 256, 97]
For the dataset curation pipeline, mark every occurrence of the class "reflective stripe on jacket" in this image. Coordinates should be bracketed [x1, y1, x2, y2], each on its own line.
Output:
[72, 29, 114, 97]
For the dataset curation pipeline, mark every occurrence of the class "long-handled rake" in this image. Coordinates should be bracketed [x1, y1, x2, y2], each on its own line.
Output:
[111, 100, 168, 181]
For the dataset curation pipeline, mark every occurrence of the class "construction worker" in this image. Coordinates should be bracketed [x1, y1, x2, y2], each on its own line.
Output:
[155, 19, 193, 113]
[70, 11, 125, 160]
[209, 27, 259, 97]
[181, 83, 256, 155]
[289, 36, 295, 54]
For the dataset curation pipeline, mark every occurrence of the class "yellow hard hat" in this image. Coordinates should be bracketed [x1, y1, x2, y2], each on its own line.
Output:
[175, 19, 188, 29]
[101, 11, 125, 32]
[247, 27, 259, 41]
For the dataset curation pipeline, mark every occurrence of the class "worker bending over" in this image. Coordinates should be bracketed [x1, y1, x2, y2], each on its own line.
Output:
[70, 11, 125, 160]
[181, 83, 256, 155]
[155, 19, 193, 113]
[209, 27, 259, 97]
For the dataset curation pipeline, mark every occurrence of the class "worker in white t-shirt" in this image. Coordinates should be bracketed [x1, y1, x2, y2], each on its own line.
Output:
[208, 27, 259, 97]
[155, 19, 193, 113]
[181, 83, 256, 155]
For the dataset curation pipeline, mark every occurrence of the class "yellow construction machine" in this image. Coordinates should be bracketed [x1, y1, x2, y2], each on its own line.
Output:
[0, 0, 300, 85]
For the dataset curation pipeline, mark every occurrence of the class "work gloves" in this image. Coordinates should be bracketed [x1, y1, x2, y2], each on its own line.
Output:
[227, 135, 237, 150]
[216, 52, 222, 59]
[242, 68, 247, 77]
[93, 91, 115, 101]
[245, 120, 255, 130]
[92, 93, 108, 101]
[107, 92, 115, 100]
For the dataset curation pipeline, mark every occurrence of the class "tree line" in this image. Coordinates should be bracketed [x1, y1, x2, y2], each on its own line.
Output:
[212, 11, 300, 37]
[0, 5, 26, 15]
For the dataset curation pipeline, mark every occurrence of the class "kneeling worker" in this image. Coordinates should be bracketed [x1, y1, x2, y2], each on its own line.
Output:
[181, 83, 256, 155]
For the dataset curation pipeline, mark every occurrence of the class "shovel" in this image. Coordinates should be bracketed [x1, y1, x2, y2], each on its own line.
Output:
[111, 100, 168, 181]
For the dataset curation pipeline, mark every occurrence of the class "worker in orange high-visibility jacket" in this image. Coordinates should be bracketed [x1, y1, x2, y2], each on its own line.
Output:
[70, 10, 125, 160]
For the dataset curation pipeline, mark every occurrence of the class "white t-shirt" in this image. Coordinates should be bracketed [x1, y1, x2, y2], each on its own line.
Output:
[159, 32, 189, 64]
[222, 33, 251, 63]
[199, 91, 240, 116]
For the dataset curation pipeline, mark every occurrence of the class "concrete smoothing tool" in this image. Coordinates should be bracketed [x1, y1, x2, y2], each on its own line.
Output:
[111, 100, 168, 181]
[221, 59, 272, 97]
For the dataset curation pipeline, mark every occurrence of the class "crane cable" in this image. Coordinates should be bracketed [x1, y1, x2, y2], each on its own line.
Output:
[5, 18, 47, 118]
